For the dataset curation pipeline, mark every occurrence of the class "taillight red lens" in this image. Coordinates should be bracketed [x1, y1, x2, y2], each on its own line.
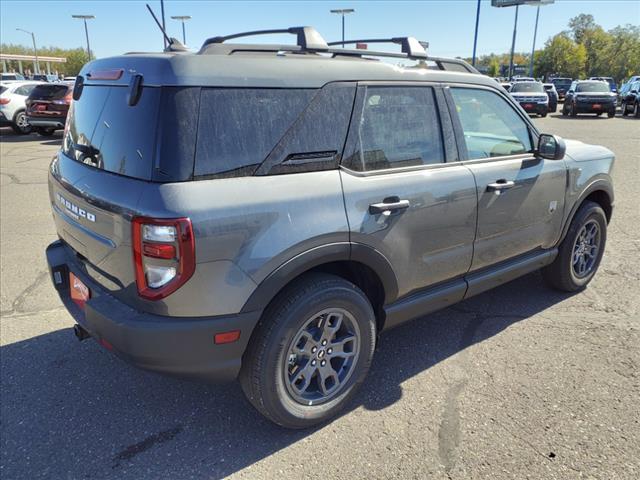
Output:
[132, 217, 195, 300]
[0, 98, 10, 105]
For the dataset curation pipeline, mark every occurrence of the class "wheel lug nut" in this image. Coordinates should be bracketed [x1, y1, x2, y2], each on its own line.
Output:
[321, 360, 326, 367]
[321, 340, 327, 346]
[311, 360, 317, 366]
[327, 348, 333, 354]
[311, 347, 317, 353]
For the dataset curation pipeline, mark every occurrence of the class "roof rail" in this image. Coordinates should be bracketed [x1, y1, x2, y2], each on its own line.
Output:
[202, 27, 329, 51]
[327, 37, 428, 59]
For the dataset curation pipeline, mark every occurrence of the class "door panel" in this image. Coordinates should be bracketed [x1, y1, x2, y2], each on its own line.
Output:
[466, 156, 566, 270]
[447, 86, 567, 270]
[341, 167, 477, 298]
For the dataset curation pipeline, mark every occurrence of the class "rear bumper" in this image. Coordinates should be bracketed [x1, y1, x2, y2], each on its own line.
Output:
[518, 102, 548, 115]
[46, 240, 260, 382]
[26, 116, 66, 129]
[575, 102, 616, 113]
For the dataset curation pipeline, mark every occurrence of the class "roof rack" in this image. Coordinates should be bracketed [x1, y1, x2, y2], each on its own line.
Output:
[327, 37, 428, 59]
[202, 27, 329, 51]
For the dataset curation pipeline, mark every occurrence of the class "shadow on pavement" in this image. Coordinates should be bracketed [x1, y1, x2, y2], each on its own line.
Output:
[1, 271, 575, 479]
[0, 129, 63, 144]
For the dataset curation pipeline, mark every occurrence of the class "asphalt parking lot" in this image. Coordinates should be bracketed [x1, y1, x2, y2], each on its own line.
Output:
[1, 114, 638, 480]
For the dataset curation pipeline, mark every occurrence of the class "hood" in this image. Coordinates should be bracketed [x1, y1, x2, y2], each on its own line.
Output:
[564, 139, 614, 163]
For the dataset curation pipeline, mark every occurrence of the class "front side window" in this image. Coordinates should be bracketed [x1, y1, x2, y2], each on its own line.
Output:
[346, 86, 445, 172]
[450, 88, 532, 159]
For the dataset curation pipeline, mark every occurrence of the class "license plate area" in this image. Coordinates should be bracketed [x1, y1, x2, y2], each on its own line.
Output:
[593, 104, 601, 109]
[70, 272, 90, 309]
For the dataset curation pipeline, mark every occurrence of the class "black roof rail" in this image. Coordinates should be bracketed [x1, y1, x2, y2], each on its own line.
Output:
[202, 27, 329, 51]
[327, 37, 428, 59]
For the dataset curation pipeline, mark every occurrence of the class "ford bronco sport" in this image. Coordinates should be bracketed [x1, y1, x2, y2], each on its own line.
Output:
[46, 27, 615, 429]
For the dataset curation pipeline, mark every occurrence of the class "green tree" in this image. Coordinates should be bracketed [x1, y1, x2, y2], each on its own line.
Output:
[535, 33, 586, 79]
[488, 58, 500, 77]
[568, 14, 597, 44]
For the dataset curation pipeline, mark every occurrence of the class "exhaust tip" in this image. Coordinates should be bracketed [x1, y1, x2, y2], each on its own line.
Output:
[73, 324, 90, 341]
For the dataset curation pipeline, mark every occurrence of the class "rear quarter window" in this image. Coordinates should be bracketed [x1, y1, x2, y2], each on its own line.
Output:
[194, 88, 315, 178]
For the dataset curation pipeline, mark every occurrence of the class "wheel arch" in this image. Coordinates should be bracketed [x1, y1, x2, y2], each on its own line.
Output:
[560, 182, 613, 243]
[241, 242, 398, 332]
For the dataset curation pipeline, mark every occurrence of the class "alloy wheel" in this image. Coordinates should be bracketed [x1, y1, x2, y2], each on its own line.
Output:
[284, 308, 360, 405]
[572, 220, 601, 278]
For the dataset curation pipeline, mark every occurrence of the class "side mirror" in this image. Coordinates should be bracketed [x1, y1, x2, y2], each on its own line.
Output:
[538, 134, 566, 160]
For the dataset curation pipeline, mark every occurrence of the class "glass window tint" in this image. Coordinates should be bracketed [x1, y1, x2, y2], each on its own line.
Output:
[350, 86, 444, 172]
[450, 88, 532, 159]
[195, 88, 315, 178]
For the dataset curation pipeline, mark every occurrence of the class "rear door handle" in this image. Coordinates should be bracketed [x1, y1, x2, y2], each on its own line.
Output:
[369, 198, 410, 215]
[486, 180, 515, 192]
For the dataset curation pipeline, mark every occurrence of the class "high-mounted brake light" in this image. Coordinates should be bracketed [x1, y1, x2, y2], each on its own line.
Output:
[87, 69, 124, 81]
[132, 217, 195, 300]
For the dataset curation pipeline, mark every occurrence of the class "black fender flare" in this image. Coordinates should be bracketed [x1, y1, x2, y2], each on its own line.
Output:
[559, 179, 614, 244]
[240, 242, 398, 313]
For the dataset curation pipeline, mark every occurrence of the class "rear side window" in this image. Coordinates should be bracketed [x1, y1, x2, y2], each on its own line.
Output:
[450, 88, 532, 159]
[345, 86, 445, 172]
[194, 89, 315, 178]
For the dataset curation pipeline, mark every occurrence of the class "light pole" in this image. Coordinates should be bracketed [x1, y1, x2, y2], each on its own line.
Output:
[507, 4, 519, 80]
[527, 1, 553, 77]
[72, 15, 95, 61]
[471, 0, 482, 67]
[330, 9, 355, 47]
[16, 28, 39, 74]
[171, 15, 191, 44]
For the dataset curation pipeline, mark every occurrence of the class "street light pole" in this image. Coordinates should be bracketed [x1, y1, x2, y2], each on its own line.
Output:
[472, 0, 482, 67]
[16, 28, 39, 74]
[330, 9, 355, 47]
[507, 5, 519, 80]
[171, 15, 191, 44]
[72, 15, 95, 61]
[529, 4, 540, 77]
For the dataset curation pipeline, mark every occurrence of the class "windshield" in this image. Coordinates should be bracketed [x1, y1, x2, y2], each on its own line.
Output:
[511, 82, 544, 93]
[577, 83, 610, 93]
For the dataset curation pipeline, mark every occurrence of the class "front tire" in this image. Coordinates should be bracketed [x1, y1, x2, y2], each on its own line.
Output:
[543, 201, 607, 292]
[621, 101, 628, 116]
[240, 273, 376, 429]
[607, 109, 615, 118]
[635, 102, 640, 118]
[570, 102, 578, 117]
[11, 110, 31, 135]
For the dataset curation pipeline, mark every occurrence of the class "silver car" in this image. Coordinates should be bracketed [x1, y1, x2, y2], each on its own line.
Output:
[46, 27, 615, 428]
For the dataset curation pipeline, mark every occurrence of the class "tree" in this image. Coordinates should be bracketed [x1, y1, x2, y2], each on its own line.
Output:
[535, 33, 586, 80]
[488, 58, 500, 77]
[568, 14, 597, 44]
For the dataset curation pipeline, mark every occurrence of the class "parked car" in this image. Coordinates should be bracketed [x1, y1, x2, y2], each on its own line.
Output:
[549, 77, 572, 101]
[63, 76, 77, 82]
[509, 81, 549, 116]
[563, 80, 617, 117]
[25, 82, 74, 135]
[1, 73, 26, 81]
[588, 76, 618, 94]
[511, 76, 535, 82]
[619, 80, 640, 117]
[31, 74, 60, 82]
[46, 27, 615, 429]
[500, 82, 512, 92]
[0, 81, 43, 134]
[617, 76, 640, 106]
[543, 83, 558, 112]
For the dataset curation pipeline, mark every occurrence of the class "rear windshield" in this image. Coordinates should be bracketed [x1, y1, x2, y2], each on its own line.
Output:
[62, 85, 319, 182]
[576, 82, 610, 93]
[551, 79, 572, 86]
[30, 84, 70, 100]
[511, 82, 544, 93]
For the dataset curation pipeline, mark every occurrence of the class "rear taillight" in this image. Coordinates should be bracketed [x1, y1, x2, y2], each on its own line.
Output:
[0, 98, 10, 105]
[53, 93, 73, 105]
[132, 217, 195, 300]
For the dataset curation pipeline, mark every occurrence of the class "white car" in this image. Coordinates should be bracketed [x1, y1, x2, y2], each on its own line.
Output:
[0, 81, 43, 134]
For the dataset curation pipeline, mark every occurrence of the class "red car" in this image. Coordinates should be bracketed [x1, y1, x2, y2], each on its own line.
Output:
[25, 82, 73, 136]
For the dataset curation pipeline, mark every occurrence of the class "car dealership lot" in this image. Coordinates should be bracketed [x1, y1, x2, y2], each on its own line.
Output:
[1, 116, 638, 479]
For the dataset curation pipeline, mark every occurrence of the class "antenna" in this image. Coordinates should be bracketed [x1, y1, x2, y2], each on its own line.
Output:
[146, 3, 171, 47]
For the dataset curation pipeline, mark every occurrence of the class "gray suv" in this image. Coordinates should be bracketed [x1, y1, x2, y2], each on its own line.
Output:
[46, 28, 615, 429]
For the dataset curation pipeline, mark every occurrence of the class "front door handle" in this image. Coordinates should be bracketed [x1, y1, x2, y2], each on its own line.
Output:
[486, 179, 515, 192]
[369, 198, 410, 215]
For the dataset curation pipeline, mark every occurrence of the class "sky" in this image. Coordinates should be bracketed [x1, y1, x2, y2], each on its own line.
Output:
[1, 0, 638, 60]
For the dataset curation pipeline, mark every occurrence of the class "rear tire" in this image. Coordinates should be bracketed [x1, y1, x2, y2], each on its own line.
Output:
[540, 111, 547, 118]
[240, 273, 376, 429]
[621, 101, 628, 116]
[11, 110, 31, 135]
[34, 127, 55, 136]
[542, 201, 607, 292]
[570, 102, 577, 117]
[635, 102, 640, 118]
[607, 110, 615, 118]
